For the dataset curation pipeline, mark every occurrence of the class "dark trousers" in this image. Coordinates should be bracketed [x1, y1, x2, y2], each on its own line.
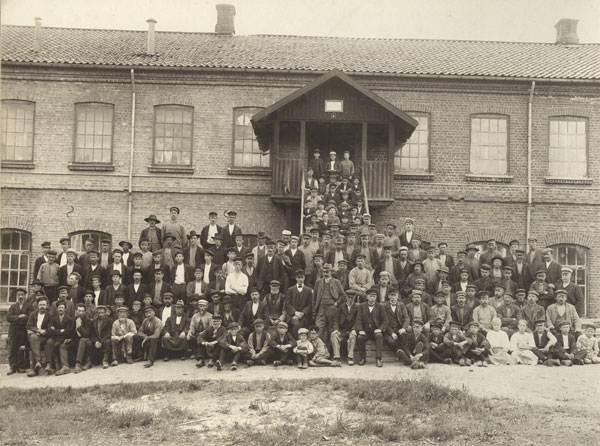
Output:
[271, 347, 293, 362]
[134, 335, 159, 362]
[465, 346, 490, 361]
[428, 345, 450, 363]
[383, 333, 401, 351]
[197, 343, 220, 360]
[44, 286, 58, 304]
[531, 347, 554, 361]
[315, 305, 336, 349]
[76, 338, 111, 364]
[553, 346, 586, 362]
[444, 344, 470, 363]
[397, 341, 427, 365]
[288, 316, 310, 339]
[357, 330, 383, 360]
[8, 329, 28, 370]
[172, 283, 187, 306]
[219, 348, 244, 364]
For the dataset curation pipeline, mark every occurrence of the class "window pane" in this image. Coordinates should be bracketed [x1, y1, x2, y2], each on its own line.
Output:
[232, 107, 264, 167]
[74, 103, 113, 164]
[395, 113, 430, 173]
[154, 106, 193, 165]
[1, 101, 34, 161]
[549, 117, 587, 178]
[470, 115, 507, 175]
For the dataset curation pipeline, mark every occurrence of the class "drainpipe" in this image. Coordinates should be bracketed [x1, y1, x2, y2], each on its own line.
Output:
[526, 81, 535, 242]
[127, 68, 136, 240]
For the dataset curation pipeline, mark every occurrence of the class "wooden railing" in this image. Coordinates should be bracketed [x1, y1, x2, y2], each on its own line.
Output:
[364, 160, 393, 200]
[361, 169, 370, 215]
[272, 158, 302, 198]
[299, 169, 306, 231]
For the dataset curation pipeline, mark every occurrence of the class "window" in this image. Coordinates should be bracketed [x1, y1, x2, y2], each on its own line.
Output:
[1, 100, 34, 162]
[470, 115, 508, 175]
[69, 231, 112, 253]
[551, 244, 588, 315]
[233, 107, 268, 168]
[471, 241, 508, 260]
[74, 103, 113, 163]
[395, 113, 429, 172]
[154, 105, 193, 166]
[1, 229, 31, 304]
[549, 117, 587, 177]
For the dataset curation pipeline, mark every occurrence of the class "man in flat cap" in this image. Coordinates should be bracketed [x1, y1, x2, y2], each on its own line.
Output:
[263, 280, 287, 335]
[399, 218, 415, 247]
[308, 148, 325, 180]
[285, 235, 306, 285]
[256, 240, 289, 294]
[284, 269, 313, 338]
[200, 211, 222, 251]
[326, 150, 341, 177]
[313, 263, 347, 350]
[110, 306, 136, 366]
[220, 211, 242, 249]
[239, 287, 269, 338]
[6, 287, 33, 375]
[512, 249, 533, 290]
[33, 241, 52, 280]
[553, 266, 585, 316]
[355, 287, 387, 367]
[136, 305, 163, 368]
[140, 214, 163, 252]
[184, 231, 205, 268]
[161, 300, 190, 360]
[162, 206, 187, 250]
[86, 304, 113, 369]
[59, 248, 83, 287]
[526, 237, 544, 271]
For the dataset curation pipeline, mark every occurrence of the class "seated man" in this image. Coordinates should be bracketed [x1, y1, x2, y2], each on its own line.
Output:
[135, 305, 163, 368]
[284, 270, 313, 338]
[110, 306, 136, 366]
[218, 322, 248, 371]
[48, 300, 73, 375]
[443, 321, 472, 365]
[71, 303, 92, 373]
[161, 300, 190, 361]
[383, 288, 409, 353]
[187, 298, 213, 357]
[197, 314, 226, 368]
[464, 321, 491, 367]
[79, 305, 113, 370]
[26, 296, 54, 377]
[397, 319, 428, 369]
[331, 294, 359, 365]
[355, 288, 387, 367]
[552, 320, 586, 366]
[268, 321, 296, 366]
[246, 318, 271, 366]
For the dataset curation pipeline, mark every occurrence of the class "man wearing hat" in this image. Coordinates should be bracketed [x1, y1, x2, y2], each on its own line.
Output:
[464, 245, 481, 281]
[308, 148, 325, 180]
[220, 210, 242, 249]
[530, 319, 558, 365]
[106, 248, 127, 285]
[474, 264, 495, 295]
[110, 306, 136, 366]
[161, 300, 190, 360]
[218, 322, 248, 371]
[52, 285, 75, 319]
[87, 304, 113, 369]
[496, 292, 522, 336]
[552, 319, 586, 366]
[7, 287, 34, 374]
[118, 241, 135, 267]
[251, 231, 268, 266]
[82, 249, 106, 290]
[104, 270, 126, 308]
[196, 314, 227, 368]
[512, 249, 533, 290]
[158, 233, 178, 270]
[383, 288, 410, 351]
[136, 305, 163, 368]
[148, 267, 173, 308]
[34, 241, 52, 280]
[140, 214, 163, 252]
[444, 320, 473, 365]
[313, 263, 347, 348]
[285, 235, 306, 285]
[184, 231, 205, 269]
[397, 218, 414, 247]
[451, 291, 474, 329]
[246, 319, 272, 366]
[239, 287, 269, 338]
[187, 298, 213, 355]
[25, 295, 53, 376]
[58, 248, 83, 287]
[268, 321, 296, 366]
[71, 303, 92, 373]
[546, 289, 582, 336]
[125, 250, 146, 285]
[200, 211, 222, 251]
[423, 247, 443, 293]
[98, 239, 113, 269]
[325, 150, 341, 176]
[233, 233, 250, 259]
[526, 237, 544, 271]
[256, 240, 289, 295]
[211, 234, 227, 266]
[56, 237, 73, 267]
[503, 240, 520, 267]
[553, 267, 585, 316]
[326, 236, 349, 272]
[242, 252, 258, 292]
[407, 237, 427, 264]
[529, 269, 554, 309]
[449, 250, 470, 284]
[284, 269, 313, 338]
[45, 300, 71, 375]
[172, 250, 194, 304]
[225, 256, 249, 311]
[541, 248, 562, 285]
[162, 206, 187, 250]
[397, 318, 428, 369]
[499, 266, 518, 296]
[187, 266, 208, 301]
[521, 291, 545, 330]
[464, 321, 491, 367]
[348, 254, 374, 302]
[479, 239, 502, 269]
[354, 287, 388, 367]
[323, 183, 340, 206]
[221, 294, 240, 328]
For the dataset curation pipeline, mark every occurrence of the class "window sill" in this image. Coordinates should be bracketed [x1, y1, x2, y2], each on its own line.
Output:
[544, 177, 593, 185]
[227, 167, 272, 176]
[465, 174, 513, 183]
[394, 172, 434, 181]
[68, 163, 115, 172]
[1, 161, 35, 169]
[148, 165, 195, 174]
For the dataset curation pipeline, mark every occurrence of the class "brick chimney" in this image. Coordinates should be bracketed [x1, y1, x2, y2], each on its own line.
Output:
[146, 18, 157, 55]
[215, 4, 236, 35]
[34, 17, 42, 52]
[555, 18, 579, 45]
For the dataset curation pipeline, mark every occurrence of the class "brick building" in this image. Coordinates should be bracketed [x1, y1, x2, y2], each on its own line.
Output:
[1, 9, 599, 318]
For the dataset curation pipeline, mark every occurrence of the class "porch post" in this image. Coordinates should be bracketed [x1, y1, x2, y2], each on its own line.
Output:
[388, 121, 395, 193]
[361, 122, 367, 166]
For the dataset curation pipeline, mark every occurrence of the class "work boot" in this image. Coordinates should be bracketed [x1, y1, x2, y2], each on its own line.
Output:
[215, 360, 222, 371]
[102, 361, 109, 369]
[358, 357, 366, 366]
[376, 358, 383, 368]
[231, 362, 238, 371]
[56, 366, 70, 376]
[207, 359, 214, 368]
[247, 360, 255, 367]
[196, 359, 205, 368]
[82, 362, 93, 371]
[27, 369, 36, 377]
[126, 355, 133, 364]
[45, 365, 55, 375]
[74, 364, 83, 374]
[143, 360, 154, 368]
[6, 368, 16, 375]
[410, 361, 420, 369]
[347, 357, 354, 366]
[111, 360, 119, 367]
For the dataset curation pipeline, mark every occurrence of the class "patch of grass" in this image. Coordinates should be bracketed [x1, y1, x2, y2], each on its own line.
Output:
[232, 422, 321, 446]
[104, 407, 154, 429]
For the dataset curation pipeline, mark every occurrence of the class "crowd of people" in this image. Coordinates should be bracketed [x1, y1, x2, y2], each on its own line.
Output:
[6, 182, 599, 377]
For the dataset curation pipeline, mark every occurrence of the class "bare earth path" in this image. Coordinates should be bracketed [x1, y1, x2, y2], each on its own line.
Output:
[2, 361, 598, 410]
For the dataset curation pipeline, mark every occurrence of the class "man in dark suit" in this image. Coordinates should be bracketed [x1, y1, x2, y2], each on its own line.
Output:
[405, 290, 431, 330]
[58, 249, 83, 286]
[399, 218, 415, 248]
[355, 287, 388, 367]
[238, 287, 270, 338]
[374, 245, 403, 285]
[451, 291, 474, 329]
[256, 240, 289, 294]
[171, 251, 195, 305]
[526, 237, 544, 271]
[139, 214, 163, 253]
[510, 249, 533, 290]
[220, 210, 242, 249]
[285, 236, 306, 285]
[6, 287, 34, 374]
[144, 251, 172, 286]
[284, 270, 312, 338]
[48, 300, 73, 374]
[126, 269, 148, 308]
[200, 211, 222, 251]
[331, 293, 359, 364]
[541, 248, 562, 286]
[382, 288, 409, 352]
[82, 250, 106, 290]
[435, 242, 455, 269]
[554, 267, 585, 316]
[184, 231, 205, 268]
[33, 241, 52, 280]
[503, 240, 520, 267]
[325, 151, 341, 176]
[148, 268, 173, 308]
[26, 296, 53, 376]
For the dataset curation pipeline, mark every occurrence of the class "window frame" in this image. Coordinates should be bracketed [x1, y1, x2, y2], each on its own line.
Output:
[72, 102, 115, 165]
[550, 243, 588, 316]
[547, 116, 588, 179]
[152, 104, 194, 167]
[471, 241, 508, 261]
[469, 114, 510, 176]
[0, 228, 32, 306]
[231, 106, 269, 170]
[395, 111, 430, 174]
[1, 99, 36, 165]
[69, 230, 112, 253]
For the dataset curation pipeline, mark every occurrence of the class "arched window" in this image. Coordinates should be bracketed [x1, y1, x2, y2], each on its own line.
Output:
[1, 229, 31, 304]
[69, 230, 112, 253]
[551, 244, 588, 315]
[471, 241, 508, 260]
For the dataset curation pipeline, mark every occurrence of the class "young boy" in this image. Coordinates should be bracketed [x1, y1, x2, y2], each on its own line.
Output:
[293, 327, 314, 369]
[197, 314, 226, 368]
[268, 321, 296, 366]
[443, 320, 472, 366]
[576, 324, 600, 364]
[246, 319, 271, 366]
[309, 328, 341, 367]
[509, 319, 537, 365]
[340, 150, 355, 178]
[427, 321, 451, 364]
[553, 320, 587, 366]
[464, 284, 479, 310]
[464, 321, 490, 367]
[531, 319, 558, 366]
[309, 149, 324, 180]
[486, 317, 514, 365]
[218, 322, 248, 371]
[397, 319, 427, 369]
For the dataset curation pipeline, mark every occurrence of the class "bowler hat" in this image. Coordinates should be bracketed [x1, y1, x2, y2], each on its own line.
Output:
[144, 214, 161, 224]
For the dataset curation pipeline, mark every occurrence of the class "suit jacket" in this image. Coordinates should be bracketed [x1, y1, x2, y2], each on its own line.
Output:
[200, 224, 223, 250]
[170, 263, 195, 284]
[163, 314, 190, 336]
[83, 264, 107, 290]
[147, 282, 173, 306]
[308, 157, 325, 179]
[312, 277, 347, 315]
[26, 311, 52, 335]
[220, 333, 248, 350]
[526, 249, 544, 270]
[144, 264, 172, 285]
[435, 254, 455, 269]
[405, 302, 431, 325]
[354, 302, 388, 332]
[89, 316, 113, 343]
[268, 332, 296, 349]
[449, 263, 472, 284]
[7, 301, 34, 337]
[238, 301, 270, 329]
[220, 224, 243, 249]
[48, 314, 73, 342]
[450, 305, 474, 328]
[139, 227, 163, 249]
[126, 283, 149, 307]
[285, 285, 313, 320]
[350, 247, 378, 269]
[374, 257, 403, 283]
[256, 254, 290, 291]
[70, 315, 91, 341]
[199, 325, 227, 343]
[103, 284, 126, 307]
[186, 281, 208, 299]
[184, 245, 205, 268]
[285, 248, 306, 275]
[399, 331, 428, 355]
[383, 301, 410, 333]
[543, 261, 562, 285]
[554, 333, 577, 355]
[212, 246, 227, 266]
[325, 250, 349, 268]
[553, 280, 585, 317]
[58, 263, 83, 286]
[546, 303, 581, 331]
[333, 302, 359, 332]
[399, 231, 416, 248]
[105, 263, 127, 286]
[512, 262, 534, 290]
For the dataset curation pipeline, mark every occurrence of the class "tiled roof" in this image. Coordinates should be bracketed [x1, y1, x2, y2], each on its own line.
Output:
[2, 25, 600, 80]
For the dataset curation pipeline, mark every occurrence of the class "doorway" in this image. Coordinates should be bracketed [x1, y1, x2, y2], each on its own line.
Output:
[306, 122, 362, 172]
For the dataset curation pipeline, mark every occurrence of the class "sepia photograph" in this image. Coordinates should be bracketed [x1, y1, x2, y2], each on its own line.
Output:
[0, 0, 599, 444]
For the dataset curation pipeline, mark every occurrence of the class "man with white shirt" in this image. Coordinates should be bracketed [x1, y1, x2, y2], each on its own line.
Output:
[383, 288, 409, 352]
[161, 300, 190, 361]
[90, 275, 104, 307]
[186, 266, 208, 300]
[57, 237, 72, 267]
[239, 287, 269, 338]
[284, 270, 312, 338]
[355, 287, 388, 367]
[106, 248, 125, 285]
[172, 251, 193, 305]
[225, 256, 249, 311]
[285, 236, 306, 285]
[83, 250, 106, 290]
[159, 292, 175, 325]
[436, 242, 455, 269]
[59, 248, 82, 287]
[251, 232, 268, 266]
[26, 296, 52, 376]
[126, 269, 148, 308]
[399, 218, 415, 247]
[119, 241, 134, 267]
[220, 210, 243, 249]
[542, 248, 562, 286]
[200, 211, 222, 251]
[99, 239, 113, 269]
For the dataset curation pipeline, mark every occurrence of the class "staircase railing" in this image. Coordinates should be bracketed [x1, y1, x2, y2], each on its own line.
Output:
[361, 169, 370, 215]
[299, 169, 306, 232]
